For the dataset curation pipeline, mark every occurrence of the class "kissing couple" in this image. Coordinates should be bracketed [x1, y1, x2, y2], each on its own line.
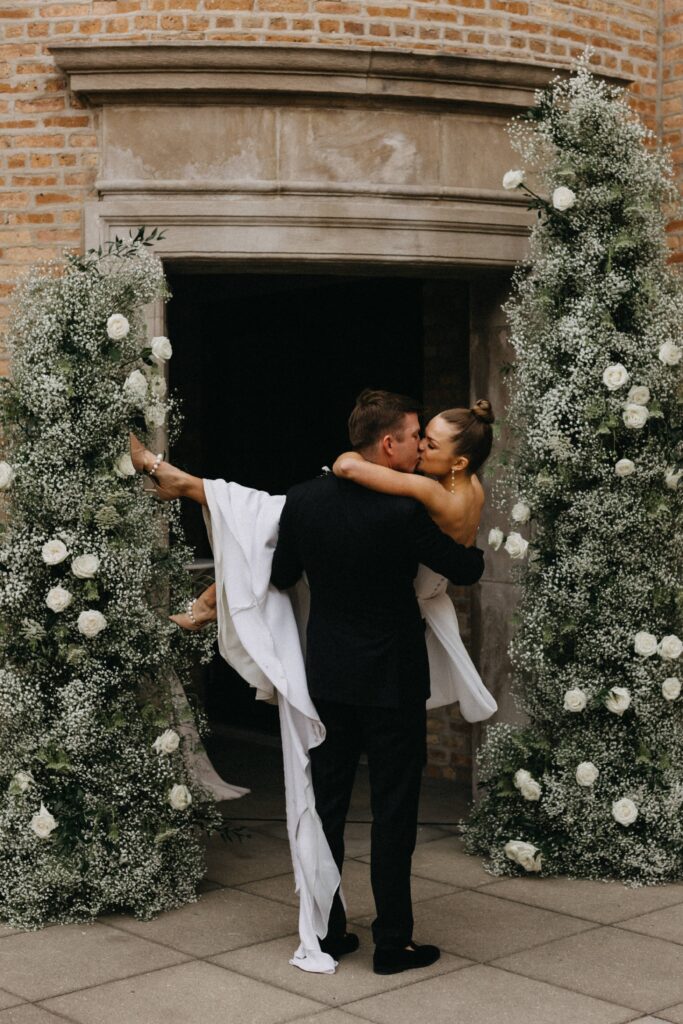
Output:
[131, 388, 497, 975]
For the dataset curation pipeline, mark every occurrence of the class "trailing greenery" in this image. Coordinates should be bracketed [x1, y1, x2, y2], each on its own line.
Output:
[0, 230, 222, 928]
[465, 63, 683, 883]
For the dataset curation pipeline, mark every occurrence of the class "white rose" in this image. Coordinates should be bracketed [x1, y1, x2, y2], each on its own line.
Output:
[123, 369, 148, 404]
[511, 501, 531, 524]
[153, 729, 181, 755]
[564, 688, 587, 712]
[144, 404, 166, 429]
[612, 797, 638, 826]
[106, 313, 130, 341]
[114, 453, 136, 479]
[168, 783, 192, 810]
[627, 385, 650, 406]
[149, 373, 167, 399]
[552, 186, 576, 211]
[513, 769, 532, 790]
[665, 467, 682, 490]
[504, 532, 529, 560]
[0, 461, 15, 490]
[575, 762, 599, 787]
[602, 363, 629, 391]
[604, 686, 631, 716]
[488, 527, 504, 551]
[520, 779, 542, 801]
[71, 553, 100, 579]
[41, 539, 68, 565]
[662, 677, 681, 701]
[659, 635, 683, 661]
[77, 609, 107, 638]
[614, 459, 635, 478]
[151, 335, 173, 361]
[30, 802, 57, 839]
[504, 840, 542, 872]
[503, 169, 525, 190]
[622, 403, 649, 430]
[46, 586, 72, 613]
[658, 341, 682, 366]
[634, 631, 658, 657]
[11, 770, 34, 793]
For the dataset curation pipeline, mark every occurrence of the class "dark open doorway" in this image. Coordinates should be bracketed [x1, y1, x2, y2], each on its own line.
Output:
[166, 270, 469, 736]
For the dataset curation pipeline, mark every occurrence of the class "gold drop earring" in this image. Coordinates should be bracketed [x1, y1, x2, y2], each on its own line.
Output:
[450, 466, 456, 493]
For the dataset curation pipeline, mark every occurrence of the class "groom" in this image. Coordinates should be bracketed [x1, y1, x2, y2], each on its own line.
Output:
[270, 388, 484, 975]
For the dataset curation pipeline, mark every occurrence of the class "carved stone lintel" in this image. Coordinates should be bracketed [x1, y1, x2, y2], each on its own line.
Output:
[49, 43, 628, 111]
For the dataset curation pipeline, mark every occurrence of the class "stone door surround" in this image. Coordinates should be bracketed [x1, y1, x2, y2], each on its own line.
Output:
[45, 43, 594, 267]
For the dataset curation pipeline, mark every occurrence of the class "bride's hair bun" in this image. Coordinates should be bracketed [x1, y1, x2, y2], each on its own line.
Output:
[471, 399, 495, 425]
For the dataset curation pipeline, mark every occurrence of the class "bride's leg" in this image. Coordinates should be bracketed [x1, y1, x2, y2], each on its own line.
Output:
[130, 434, 207, 505]
[170, 582, 217, 630]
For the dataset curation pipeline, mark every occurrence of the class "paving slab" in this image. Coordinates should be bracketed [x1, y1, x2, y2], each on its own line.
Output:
[42, 960, 325, 1024]
[656, 1005, 683, 1023]
[493, 925, 683, 1014]
[0, 996, 22, 1013]
[286, 1013, 374, 1024]
[619, 903, 683, 945]
[238, 860, 457, 919]
[0, 1008, 72, 1024]
[341, 963, 635, 1024]
[204, 830, 295, 886]
[352, 888, 594, 962]
[391, 836, 499, 888]
[485, 875, 683, 924]
[0, 922, 188, 1001]
[103, 887, 299, 958]
[211, 926, 470, 1005]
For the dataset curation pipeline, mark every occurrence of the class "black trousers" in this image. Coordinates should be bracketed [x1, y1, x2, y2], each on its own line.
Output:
[310, 697, 427, 950]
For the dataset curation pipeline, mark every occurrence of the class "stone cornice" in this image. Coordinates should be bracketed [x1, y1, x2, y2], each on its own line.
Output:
[48, 43, 629, 111]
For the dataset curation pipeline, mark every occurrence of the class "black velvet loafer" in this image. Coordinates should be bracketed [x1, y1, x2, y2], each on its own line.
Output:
[373, 940, 440, 975]
[319, 932, 360, 958]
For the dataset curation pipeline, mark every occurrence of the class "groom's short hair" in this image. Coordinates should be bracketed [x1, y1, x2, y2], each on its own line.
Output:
[348, 388, 422, 450]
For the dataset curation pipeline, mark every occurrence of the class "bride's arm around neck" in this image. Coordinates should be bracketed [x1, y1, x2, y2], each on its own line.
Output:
[332, 452, 482, 546]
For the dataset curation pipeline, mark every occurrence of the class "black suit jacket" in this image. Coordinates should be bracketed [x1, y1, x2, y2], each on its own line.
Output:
[270, 475, 485, 708]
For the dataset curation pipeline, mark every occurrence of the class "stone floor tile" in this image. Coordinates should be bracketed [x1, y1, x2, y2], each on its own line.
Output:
[211, 926, 470, 1005]
[0, 995, 23, 1013]
[286, 1013, 373, 1024]
[485, 876, 683, 924]
[342, 964, 635, 1024]
[239, 860, 457, 919]
[401, 836, 499, 888]
[42, 960, 325, 1024]
[619, 903, 683, 945]
[0, 1008, 73, 1024]
[624, 1018, 678, 1023]
[0, 922, 187, 1001]
[204, 830, 295, 886]
[656, 1004, 683, 1023]
[104, 887, 299, 957]
[493, 925, 683, 1013]
[351, 889, 594, 962]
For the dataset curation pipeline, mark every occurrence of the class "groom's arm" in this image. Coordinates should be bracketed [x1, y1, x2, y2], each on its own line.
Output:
[270, 496, 303, 590]
[409, 504, 484, 586]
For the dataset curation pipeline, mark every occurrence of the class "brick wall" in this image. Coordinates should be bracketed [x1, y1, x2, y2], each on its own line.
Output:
[1, 1, 672, 358]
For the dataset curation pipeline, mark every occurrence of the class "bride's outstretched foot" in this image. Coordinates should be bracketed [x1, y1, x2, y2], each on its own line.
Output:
[171, 584, 217, 631]
[129, 433, 185, 501]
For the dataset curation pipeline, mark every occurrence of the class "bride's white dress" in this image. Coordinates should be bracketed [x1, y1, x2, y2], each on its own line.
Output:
[415, 565, 498, 721]
[185, 481, 497, 974]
